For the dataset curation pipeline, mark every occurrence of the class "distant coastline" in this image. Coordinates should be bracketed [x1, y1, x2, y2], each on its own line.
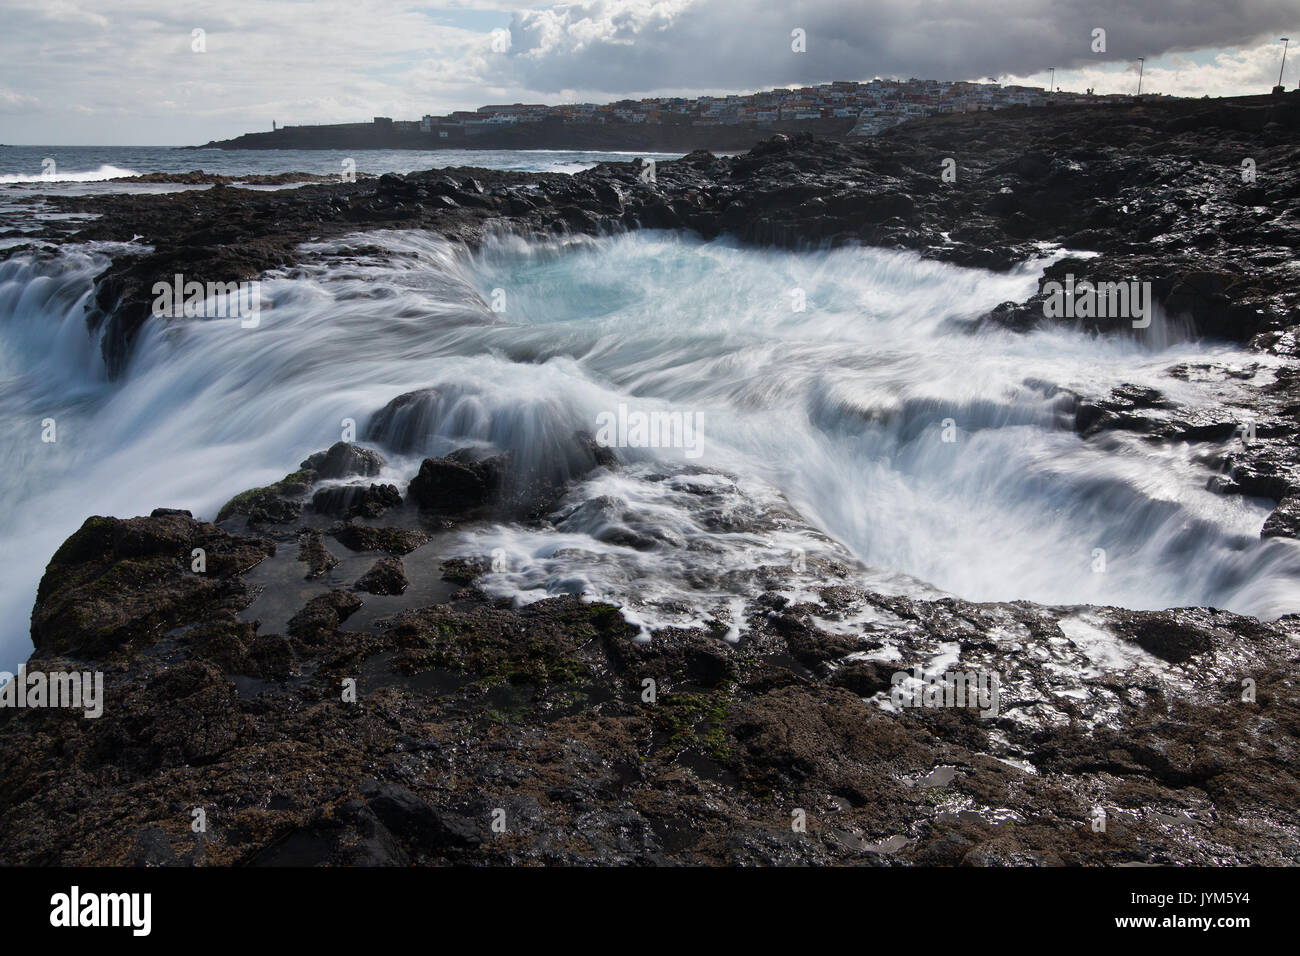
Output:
[188, 76, 1169, 153]
[187, 117, 857, 151]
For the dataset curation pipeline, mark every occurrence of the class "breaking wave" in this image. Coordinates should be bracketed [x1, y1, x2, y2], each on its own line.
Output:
[0, 164, 141, 184]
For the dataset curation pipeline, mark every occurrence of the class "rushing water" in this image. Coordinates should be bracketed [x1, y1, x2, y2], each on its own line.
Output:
[0, 228, 1296, 670]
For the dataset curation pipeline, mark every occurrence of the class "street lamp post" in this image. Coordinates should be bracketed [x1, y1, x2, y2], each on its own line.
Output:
[1278, 38, 1290, 93]
[1048, 67, 1055, 94]
[1137, 57, 1145, 96]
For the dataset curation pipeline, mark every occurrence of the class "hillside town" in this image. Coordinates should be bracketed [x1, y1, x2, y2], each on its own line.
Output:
[234, 76, 1166, 151]
[371, 77, 1151, 139]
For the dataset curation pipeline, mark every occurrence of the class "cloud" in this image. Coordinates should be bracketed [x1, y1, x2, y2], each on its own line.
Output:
[0, 87, 41, 110]
[496, 0, 1297, 95]
[0, 0, 496, 142]
[0, 0, 1294, 144]
[1002, 43, 1297, 98]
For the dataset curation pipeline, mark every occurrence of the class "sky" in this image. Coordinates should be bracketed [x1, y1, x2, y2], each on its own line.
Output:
[0, 0, 1296, 145]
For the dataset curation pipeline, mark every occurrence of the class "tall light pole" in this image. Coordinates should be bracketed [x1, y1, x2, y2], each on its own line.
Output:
[1278, 38, 1291, 92]
[1136, 57, 1145, 95]
[1048, 67, 1055, 93]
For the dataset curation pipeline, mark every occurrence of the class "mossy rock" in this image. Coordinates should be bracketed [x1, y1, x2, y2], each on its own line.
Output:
[31, 511, 274, 658]
[216, 469, 317, 524]
[653, 688, 737, 762]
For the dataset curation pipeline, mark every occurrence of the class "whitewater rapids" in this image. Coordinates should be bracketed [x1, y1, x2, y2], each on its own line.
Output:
[0, 229, 1295, 669]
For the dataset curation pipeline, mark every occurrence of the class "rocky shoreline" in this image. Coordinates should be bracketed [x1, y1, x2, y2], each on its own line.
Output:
[190, 116, 859, 154]
[1, 94, 1299, 865]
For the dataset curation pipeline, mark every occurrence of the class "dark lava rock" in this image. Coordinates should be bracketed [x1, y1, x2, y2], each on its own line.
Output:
[354, 556, 408, 596]
[126, 826, 179, 867]
[604, 625, 736, 689]
[361, 780, 481, 852]
[250, 801, 409, 866]
[300, 441, 384, 480]
[407, 451, 506, 515]
[1112, 609, 1216, 664]
[216, 469, 316, 525]
[312, 482, 401, 519]
[1261, 496, 1300, 539]
[440, 556, 491, 585]
[286, 588, 363, 643]
[297, 529, 339, 579]
[30, 509, 273, 658]
[831, 659, 898, 698]
[365, 388, 440, 454]
[748, 133, 792, 157]
[246, 633, 296, 681]
[776, 612, 865, 670]
[328, 524, 429, 555]
[376, 172, 420, 203]
[389, 431, 610, 522]
[8, 521, 1300, 866]
[86, 660, 257, 776]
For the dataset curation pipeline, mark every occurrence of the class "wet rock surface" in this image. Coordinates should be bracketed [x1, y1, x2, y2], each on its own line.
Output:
[312, 483, 402, 520]
[354, 557, 408, 596]
[407, 452, 505, 516]
[2, 477, 1298, 866]
[297, 529, 339, 579]
[301, 441, 385, 481]
[28, 509, 274, 660]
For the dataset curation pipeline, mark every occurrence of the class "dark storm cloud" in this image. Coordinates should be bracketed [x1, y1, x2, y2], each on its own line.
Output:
[502, 0, 1298, 91]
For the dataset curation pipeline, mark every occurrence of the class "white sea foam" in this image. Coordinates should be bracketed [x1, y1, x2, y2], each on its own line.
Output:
[0, 164, 141, 184]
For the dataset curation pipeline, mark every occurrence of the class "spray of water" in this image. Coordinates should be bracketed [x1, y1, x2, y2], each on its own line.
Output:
[0, 165, 142, 185]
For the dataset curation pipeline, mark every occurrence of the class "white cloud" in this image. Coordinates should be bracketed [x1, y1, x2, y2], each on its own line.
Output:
[999, 41, 1297, 99]
[0, 86, 41, 109]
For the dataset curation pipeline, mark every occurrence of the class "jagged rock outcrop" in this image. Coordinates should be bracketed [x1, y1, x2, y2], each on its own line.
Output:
[3, 499, 1298, 866]
[29, 508, 273, 659]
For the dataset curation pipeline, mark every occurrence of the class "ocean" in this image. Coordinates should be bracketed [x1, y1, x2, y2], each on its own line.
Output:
[0, 144, 684, 188]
